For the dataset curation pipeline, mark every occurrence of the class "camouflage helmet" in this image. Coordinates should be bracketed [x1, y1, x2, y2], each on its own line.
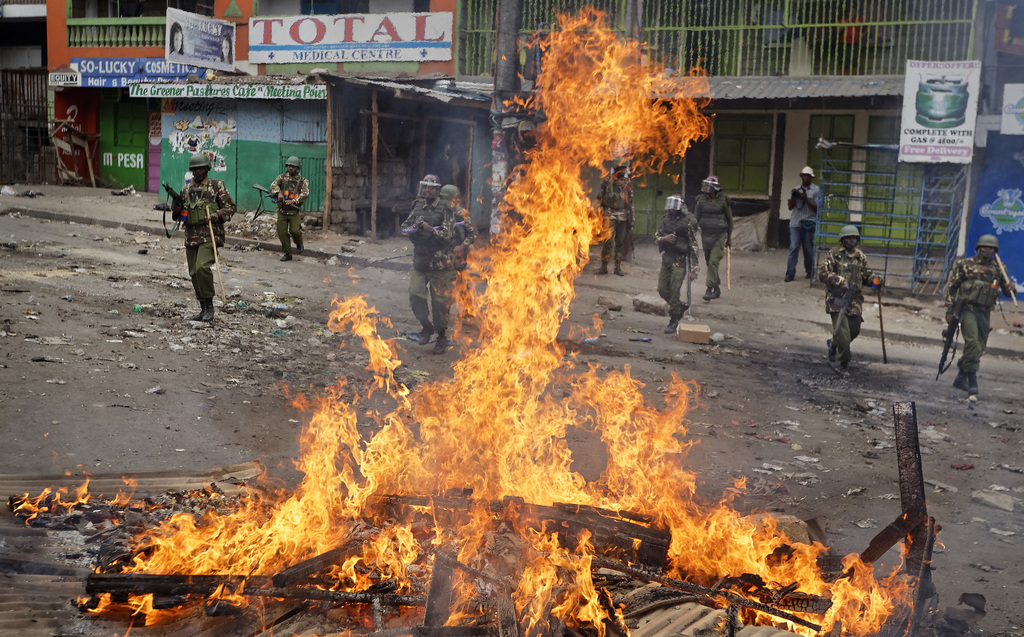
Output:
[665, 195, 686, 212]
[975, 234, 999, 252]
[285, 156, 301, 168]
[440, 184, 460, 201]
[838, 224, 860, 240]
[189, 153, 212, 170]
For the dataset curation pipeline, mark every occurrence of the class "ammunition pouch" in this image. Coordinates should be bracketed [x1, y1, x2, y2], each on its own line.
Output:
[957, 279, 998, 308]
[185, 200, 215, 226]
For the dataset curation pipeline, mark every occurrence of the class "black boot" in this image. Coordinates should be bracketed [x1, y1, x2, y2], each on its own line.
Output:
[280, 253, 292, 261]
[191, 298, 209, 321]
[710, 287, 721, 299]
[665, 314, 680, 334]
[966, 372, 978, 396]
[199, 298, 214, 322]
[702, 287, 713, 301]
[432, 331, 448, 355]
[827, 339, 837, 362]
[296, 242, 304, 254]
[410, 296, 433, 344]
[952, 371, 969, 393]
[597, 262, 609, 275]
[613, 261, 624, 276]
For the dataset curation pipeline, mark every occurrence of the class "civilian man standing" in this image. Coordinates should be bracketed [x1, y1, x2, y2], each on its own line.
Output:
[785, 166, 820, 282]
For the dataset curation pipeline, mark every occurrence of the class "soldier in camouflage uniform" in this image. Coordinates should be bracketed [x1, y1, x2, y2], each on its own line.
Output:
[694, 175, 733, 301]
[402, 174, 459, 355]
[597, 164, 633, 276]
[171, 153, 236, 322]
[270, 156, 310, 261]
[655, 195, 700, 334]
[944, 234, 1018, 396]
[818, 225, 876, 373]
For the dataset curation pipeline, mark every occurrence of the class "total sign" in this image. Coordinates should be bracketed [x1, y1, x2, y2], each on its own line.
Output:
[249, 12, 452, 64]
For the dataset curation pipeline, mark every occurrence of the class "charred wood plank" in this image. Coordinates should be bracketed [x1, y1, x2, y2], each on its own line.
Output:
[271, 543, 360, 588]
[591, 557, 822, 632]
[432, 550, 516, 593]
[424, 551, 456, 626]
[858, 508, 928, 565]
[495, 593, 520, 637]
[892, 401, 930, 578]
[86, 573, 425, 606]
[364, 628, 494, 637]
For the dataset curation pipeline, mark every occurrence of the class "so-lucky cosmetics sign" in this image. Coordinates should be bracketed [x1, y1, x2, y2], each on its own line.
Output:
[248, 12, 453, 64]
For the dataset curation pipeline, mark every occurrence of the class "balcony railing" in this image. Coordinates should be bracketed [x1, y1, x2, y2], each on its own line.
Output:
[460, 0, 978, 78]
[67, 17, 165, 48]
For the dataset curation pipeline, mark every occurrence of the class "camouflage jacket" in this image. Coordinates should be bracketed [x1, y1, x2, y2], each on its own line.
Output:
[694, 193, 733, 239]
[654, 210, 700, 272]
[270, 172, 310, 215]
[944, 255, 1014, 316]
[401, 198, 458, 271]
[599, 176, 633, 221]
[173, 177, 235, 247]
[452, 207, 479, 270]
[818, 246, 874, 315]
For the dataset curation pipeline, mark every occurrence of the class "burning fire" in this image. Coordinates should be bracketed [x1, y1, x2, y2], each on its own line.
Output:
[31, 10, 916, 636]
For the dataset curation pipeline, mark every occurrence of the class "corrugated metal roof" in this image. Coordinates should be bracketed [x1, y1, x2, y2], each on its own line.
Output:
[332, 75, 492, 107]
[708, 75, 905, 100]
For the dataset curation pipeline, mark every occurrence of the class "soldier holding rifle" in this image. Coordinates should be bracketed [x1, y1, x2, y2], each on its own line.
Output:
[942, 234, 1017, 396]
[654, 195, 699, 334]
[169, 153, 235, 322]
[270, 156, 310, 261]
[818, 225, 879, 375]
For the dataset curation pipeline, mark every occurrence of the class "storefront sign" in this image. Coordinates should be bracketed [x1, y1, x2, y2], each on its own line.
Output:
[248, 12, 452, 64]
[49, 71, 81, 87]
[898, 60, 981, 164]
[967, 133, 1023, 298]
[1001, 84, 1024, 135]
[167, 8, 235, 73]
[129, 83, 327, 100]
[67, 57, 202, 88]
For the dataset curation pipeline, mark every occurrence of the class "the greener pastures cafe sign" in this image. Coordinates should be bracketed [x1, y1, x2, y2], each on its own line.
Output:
[129, 83, 327, 100]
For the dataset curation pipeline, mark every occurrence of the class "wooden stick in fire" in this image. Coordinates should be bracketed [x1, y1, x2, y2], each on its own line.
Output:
[995, 253, 1018, 307]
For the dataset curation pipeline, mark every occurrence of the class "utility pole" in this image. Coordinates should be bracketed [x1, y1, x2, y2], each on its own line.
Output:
[489, 0, 523, 236]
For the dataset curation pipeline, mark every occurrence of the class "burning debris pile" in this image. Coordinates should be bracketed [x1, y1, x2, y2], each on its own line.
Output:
[0, 10, 988, 637]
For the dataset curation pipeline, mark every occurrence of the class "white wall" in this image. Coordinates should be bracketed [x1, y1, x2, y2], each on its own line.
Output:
[0, 46, 42, 69]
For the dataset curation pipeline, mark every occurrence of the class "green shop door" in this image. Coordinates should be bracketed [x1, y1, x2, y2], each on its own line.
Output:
[99, 91, 149, 191]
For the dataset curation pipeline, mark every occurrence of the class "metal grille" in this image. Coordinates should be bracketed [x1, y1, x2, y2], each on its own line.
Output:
[460, 0, 627, 77]
[0, 69, 53, 184]
[814, 144, 967, 296]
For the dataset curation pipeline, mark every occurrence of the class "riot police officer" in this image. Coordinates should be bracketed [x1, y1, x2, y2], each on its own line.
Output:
[171, 153, 235, 322]
[270, 156, 310, 261]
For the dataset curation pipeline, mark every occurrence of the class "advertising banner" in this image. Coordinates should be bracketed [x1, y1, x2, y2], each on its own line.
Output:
[898, 60, 981, 164]
[1001, 83, 1024, 135]
[67, 57, 202, 88]
[248, 12, 452, 64]
[129, 83, 326, 100]
[167, 8, 236, 73]
[966, 133, 1024, 300]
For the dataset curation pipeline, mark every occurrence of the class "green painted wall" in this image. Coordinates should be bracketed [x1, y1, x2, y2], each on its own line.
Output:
[159, 139, 327, 213]
[98, 92, 150, 190]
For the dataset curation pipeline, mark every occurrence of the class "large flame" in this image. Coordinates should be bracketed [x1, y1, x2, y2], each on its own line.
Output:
[99, 10, 911, 636]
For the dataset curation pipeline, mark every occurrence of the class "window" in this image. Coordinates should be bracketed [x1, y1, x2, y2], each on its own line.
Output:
[712, 114, 773, 194]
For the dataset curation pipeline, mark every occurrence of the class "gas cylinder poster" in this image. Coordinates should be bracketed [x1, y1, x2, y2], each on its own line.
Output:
[967, 133, 1023, 299]
[166, 8, 235, 73]
[898, 60, 981, 164]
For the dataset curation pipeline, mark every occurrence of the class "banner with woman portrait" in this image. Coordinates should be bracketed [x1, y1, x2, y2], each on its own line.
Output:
[166, 8, 235, 73]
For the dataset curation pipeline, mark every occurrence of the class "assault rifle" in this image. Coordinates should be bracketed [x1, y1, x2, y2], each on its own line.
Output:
[936, 299, 963, 380]
[161, 183, 184, 238]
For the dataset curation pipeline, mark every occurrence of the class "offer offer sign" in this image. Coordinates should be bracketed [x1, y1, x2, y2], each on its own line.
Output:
[248, 12, 453, 64]
[898, 60, 981, 164]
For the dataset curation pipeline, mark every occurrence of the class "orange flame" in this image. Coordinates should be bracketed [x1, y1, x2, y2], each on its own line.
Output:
[94, 10, 910, 637]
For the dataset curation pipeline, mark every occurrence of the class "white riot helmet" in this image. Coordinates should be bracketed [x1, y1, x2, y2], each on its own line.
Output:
[665, 195, 686, 212]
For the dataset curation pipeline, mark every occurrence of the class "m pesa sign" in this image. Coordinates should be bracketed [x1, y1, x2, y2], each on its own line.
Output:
[248, 12, 452, 64]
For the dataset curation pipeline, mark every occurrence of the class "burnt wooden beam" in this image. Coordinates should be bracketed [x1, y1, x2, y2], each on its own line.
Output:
[424, 551, 456, 626]
[432, 550, 516, 593]
[591, 557, 822, 632]
[859, 507, 928, 565]
[495, 592, 520, 637]
[364, 628, 494, 637]
[892, 401, 930, 579]
[86, 573, 425, 606]
[271, 543, 360, 588]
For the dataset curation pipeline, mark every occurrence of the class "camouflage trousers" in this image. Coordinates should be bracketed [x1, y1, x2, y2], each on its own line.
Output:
[600, 218, 629, 264]
[957, 307, 991, 373]
[657, 263, 689, 318]
[186, 241, 218, 300]
[409, 268, 456, 334]
[829, 312, 863, 364]
[702, 233, 727, 289]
